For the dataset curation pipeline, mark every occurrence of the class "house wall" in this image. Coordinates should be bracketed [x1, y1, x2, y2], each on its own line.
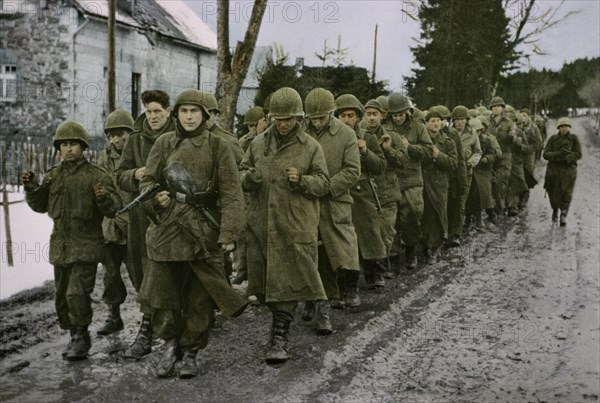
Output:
[0, 2, 218, 147]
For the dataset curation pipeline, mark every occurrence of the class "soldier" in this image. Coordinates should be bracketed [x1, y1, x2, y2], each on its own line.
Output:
[240, 87, 330, 364]
[518, 109, 543, 208]
[505, 112, 530, 216]
[335, 95, 387, 307]
[421, 109, 457, 263]
[204, 92, 245, 164]
[543, 117, 582, 225]
[96, 109, 135, 335]
[301, 88, 361, 333]
[488, 96, 513, 217]
[384, 93, 432, 271]
[376, 95, 390, 124]
[450, 105, 481, 238]
[22, 122, 121, 360]
[117, 90, 176, 359]
[138, 89, 248, 378]
[465, 117, 498, 229]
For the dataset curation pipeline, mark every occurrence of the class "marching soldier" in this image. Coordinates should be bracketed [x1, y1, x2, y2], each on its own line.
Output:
[488, 96, 513, 217]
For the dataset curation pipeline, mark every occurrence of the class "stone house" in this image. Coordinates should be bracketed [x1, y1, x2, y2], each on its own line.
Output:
[0, 0, 218, 146]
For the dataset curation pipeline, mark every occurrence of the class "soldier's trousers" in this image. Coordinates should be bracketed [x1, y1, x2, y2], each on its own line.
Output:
[378, 202, 398, 256]
[493, 164, 511, 211]
[394, 187, 424, 249]
[54, 262, 98, 330]
[147, 262, 218, 352]
[421, 191, 445, 251]
[266, 301, 298, 324]
[101, 243, 128, 307]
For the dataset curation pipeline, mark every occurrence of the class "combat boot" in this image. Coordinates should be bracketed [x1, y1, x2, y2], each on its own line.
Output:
[344, 270, 361, 308]
[301, 301, 316, 321]
[65, 326, 91, 361]
[97, 305, 124, 335]
[155, 339, 182, 378]
[178, 350, 199, 379]
[315, 302, 333, 335]
[559, 210, 567, 226]
[265, 318, 290, 364]
[384, 257, 396, 279]
[405, 246, 418, 270]
[62, 329, 76, 358]
[552, 209, 559, 222]
[123, 315, 153, 359]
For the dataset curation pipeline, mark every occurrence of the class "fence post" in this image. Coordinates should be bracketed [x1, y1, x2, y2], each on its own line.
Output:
[1, 144, 14, 267]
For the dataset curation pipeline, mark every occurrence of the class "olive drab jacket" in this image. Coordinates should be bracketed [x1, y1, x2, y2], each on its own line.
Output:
[368, 124, 406, 206]
[421, 130, 458, 238]
[140, 126, 245, 261]
[509, 127, 531, 196]
[543, 131, 582, 208]
[459, 126, 482, 172]
[302, 116, 361, 272]
[489, 114, 513, 173]
[444, 126, 467, 201]
[384, 117, 433, 190]
[25, 158, 121, 265]
[522, 123, 543, 175]
[210, 124, 245, 165]
[240, 124, 330, 302]
[97, 143, 130, 245]
[471, 133, 498, 210]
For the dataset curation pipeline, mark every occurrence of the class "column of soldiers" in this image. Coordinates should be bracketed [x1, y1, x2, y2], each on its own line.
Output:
[22, 85, 580, 379]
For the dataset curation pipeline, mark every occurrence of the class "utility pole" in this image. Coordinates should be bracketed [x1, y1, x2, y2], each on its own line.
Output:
[108, 0, 116, 112]
[371, 24, 378, 83]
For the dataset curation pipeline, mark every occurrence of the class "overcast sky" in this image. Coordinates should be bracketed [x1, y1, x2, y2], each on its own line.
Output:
[186, 0, 600, 92]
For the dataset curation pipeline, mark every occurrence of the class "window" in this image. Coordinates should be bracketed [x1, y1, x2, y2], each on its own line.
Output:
[0, 63, 17, 102]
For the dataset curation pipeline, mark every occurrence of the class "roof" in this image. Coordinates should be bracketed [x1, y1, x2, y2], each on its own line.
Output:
[71, 0, 217, 51]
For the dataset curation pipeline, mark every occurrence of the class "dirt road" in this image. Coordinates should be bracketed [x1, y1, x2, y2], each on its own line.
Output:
[1, 117, 598, 402]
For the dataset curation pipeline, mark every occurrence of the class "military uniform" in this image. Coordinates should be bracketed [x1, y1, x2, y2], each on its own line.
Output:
[489, 112, 513, 212]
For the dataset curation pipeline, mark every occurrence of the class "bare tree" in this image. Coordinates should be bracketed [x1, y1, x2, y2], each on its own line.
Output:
[216, 0, 268, 131]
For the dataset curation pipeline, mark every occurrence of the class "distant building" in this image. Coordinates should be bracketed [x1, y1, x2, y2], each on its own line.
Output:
[236, 45, 272, 115]
[0, 0, 218, 145]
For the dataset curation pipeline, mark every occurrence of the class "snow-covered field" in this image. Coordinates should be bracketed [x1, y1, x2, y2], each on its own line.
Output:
[0, 192, 54, 299]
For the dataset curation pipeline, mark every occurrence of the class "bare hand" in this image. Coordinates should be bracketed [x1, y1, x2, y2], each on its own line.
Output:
[400, 136, 409, 149]
[134, 167, 146, 181]
[21, 171, 38, 191]
[221, 242, 236, 252]
[357, 139, 367, 155]
[432, 145, 440, 159]
[481, 157, 488, 164]
[287, 167, 301, 184]
[154, 190, 171, 208]
[379, 134, 392, 151]
[93, 182, 107, 201]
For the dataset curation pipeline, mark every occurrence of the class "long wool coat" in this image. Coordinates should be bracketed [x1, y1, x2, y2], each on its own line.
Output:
[241, 124, 330, 302]
[543, 131, 582, 210]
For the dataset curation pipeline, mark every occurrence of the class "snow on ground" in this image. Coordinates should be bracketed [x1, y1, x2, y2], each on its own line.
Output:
[0, 191, 54, 299]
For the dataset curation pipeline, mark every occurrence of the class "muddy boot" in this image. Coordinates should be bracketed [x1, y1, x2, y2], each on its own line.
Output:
[97, 305, 124, 335]
[474, 214, 483, 231]
[344, 270, 361, 308]
[65, 327, 91, 361]
[405, 246, 418, 270]
[155, 338, 181, 378]
[265, 318, 290, 364]
[178, 350, 199, 379]
[315, 302, 333, 335]
[559, 210, 567, 226]
[552, 209, 559, 222]
[388, 255, 401, 275]
[447, 235, 461, 247]
[231, 267, 247, 285]
[124, 315, 153, 359]
[301, 301, 316, 322]
[384, 257, 396, 279]
[507, 207, 518, 217]
[62, 329, 76, 358]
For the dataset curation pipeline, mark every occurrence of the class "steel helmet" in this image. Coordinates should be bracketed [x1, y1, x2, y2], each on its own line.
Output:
[268, 87, 304, 119]
[364, 99, 385, 113]
[477, 115, 491, 128]
[489, 96, 505, 108]
[451, 105, 469, 120]
[204, 93, 220, 113]
[243, 106, 265, 125]
[104, 109, 134, 134]
[469, 117, 484, 131]
[375, 95, 389, 112]
[335, 94, 365, 118]
[556, 117, 571, 128]
[387, 93, 413, 114]
[173, 89, 211, 117]
[305, 88, 336, 118]
[53, 121, 89, 150]
[431, 105, 451, 120]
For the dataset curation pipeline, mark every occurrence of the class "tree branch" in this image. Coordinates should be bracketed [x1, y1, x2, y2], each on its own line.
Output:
[217, 0, 232, 77]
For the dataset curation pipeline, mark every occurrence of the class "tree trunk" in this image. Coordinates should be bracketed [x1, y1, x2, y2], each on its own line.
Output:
[216, 0, 268, 132]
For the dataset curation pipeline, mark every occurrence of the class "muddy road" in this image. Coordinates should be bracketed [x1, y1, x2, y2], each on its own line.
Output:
[1, 117, 599, 402]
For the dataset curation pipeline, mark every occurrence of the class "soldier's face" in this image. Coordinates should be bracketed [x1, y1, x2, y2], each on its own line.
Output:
[256, 118, 268, 134]
[178, 104, 204, 132]
[558, 125, 570, 135]
[309, 114, 330, 131]
[59, 141, 84, 162]
[426, 117, 442, 133]
[391, 112, 407, 126]
[274, 117, 297, 136]
[338, 110, 359, 128]
[144, 102, 171, 131]
[491, 105, 503, 116]
[108, 129, 129, 151]
[365, 108, 382, 129]
[453, 118, 466, 130]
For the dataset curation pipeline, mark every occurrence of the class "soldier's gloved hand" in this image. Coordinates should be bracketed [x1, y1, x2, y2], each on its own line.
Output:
[400, 136, 409, 149]
[287, 167, 301, 184]
[93, 182, 108, 201]
[134, 166, 146, 181]
[221, 242, 236, 252]
[242, 169, 262, 192]
[21, 171, 38, 192]
[379, 134, 392, 151]
[154, 190, 171, 209]
[357, 139, 367, 155]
